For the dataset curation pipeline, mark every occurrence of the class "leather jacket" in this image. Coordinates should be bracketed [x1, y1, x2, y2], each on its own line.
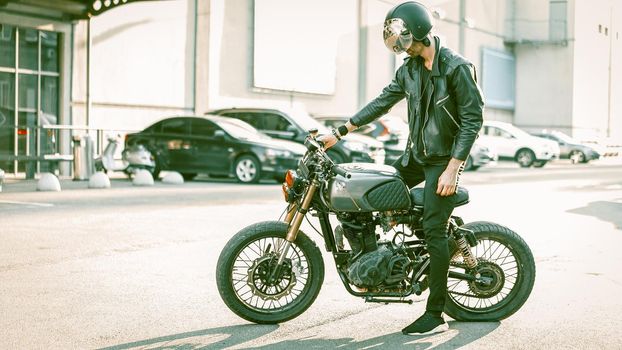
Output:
[351, 36, 484, 165]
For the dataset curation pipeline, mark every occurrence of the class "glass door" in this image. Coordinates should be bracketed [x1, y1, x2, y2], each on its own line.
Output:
[0, 25, 60, 175]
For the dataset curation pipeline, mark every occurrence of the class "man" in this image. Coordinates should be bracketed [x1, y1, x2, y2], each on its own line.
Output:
[320, 1, 484, 335]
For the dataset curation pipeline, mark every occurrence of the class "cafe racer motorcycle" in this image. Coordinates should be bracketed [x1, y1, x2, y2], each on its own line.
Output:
[216, 131, 535, 324]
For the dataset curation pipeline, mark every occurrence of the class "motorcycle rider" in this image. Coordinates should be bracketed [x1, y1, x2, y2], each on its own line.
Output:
[320, 1, 484, 335]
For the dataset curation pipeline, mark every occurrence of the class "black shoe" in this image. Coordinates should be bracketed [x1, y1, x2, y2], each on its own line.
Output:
[401, 312, 449, 335]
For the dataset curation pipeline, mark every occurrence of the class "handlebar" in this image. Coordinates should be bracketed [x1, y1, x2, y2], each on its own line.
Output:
[332, 164, 351, 179]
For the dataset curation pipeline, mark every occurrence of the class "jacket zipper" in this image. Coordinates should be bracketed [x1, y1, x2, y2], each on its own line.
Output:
[421, 84, 434, 157]
[443, 105, 460, 128]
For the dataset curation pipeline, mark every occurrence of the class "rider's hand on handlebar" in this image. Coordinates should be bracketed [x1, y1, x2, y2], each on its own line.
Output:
[318, 133, 339, 150]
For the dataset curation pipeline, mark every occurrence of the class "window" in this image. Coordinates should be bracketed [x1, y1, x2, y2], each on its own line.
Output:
[190, 119, 216, 137]
[260, 113, 292, 132]
[487, 126, 513, 138]
[161, 119, 188, 135]
[222, 112, 258, 129]
[549, 0, 567, 41]
[482, 48, 515, 110]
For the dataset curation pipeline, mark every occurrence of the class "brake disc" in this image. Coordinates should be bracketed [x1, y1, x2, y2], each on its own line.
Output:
[247, 256, 298, 301]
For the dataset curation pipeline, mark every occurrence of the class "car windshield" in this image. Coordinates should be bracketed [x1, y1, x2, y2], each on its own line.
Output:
[288, 109, 330, 133]
[216, 119, 270, 140]
[499, 123, 532, 138]
[550, 131, 575, 143]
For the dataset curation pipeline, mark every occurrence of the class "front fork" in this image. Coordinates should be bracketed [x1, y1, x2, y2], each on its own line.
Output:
[275, 181, 318, 267]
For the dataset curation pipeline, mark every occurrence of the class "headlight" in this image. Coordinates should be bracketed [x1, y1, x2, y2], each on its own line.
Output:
[342, 141, 370, 153]
[265, 148, 293, 159]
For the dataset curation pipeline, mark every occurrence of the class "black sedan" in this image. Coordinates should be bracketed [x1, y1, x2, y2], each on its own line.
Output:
[124, 115, 306, 183]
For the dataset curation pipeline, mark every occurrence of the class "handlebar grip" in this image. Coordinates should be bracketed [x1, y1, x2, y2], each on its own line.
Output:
[332, 165, 351, 179]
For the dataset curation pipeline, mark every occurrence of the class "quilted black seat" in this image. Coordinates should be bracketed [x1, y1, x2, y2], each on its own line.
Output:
[409, 187, 470, 208]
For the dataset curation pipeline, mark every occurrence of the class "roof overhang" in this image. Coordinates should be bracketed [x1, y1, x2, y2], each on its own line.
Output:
[0, 0, 164, 20]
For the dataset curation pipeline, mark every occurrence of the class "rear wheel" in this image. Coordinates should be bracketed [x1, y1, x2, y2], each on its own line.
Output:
[569, 150, 586, 164]
[216, 221, 325, 324]
[235, 155, 261, 183]
[445, 221, 535, 321]
[515, 149, 535, 168]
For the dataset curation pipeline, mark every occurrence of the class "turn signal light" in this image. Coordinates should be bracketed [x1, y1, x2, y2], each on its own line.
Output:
[285, 170, 296, 187]
[281, 183, 289, 202]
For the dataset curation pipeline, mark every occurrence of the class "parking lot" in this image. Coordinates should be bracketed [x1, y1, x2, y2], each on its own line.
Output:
[1, 158, 621, 349]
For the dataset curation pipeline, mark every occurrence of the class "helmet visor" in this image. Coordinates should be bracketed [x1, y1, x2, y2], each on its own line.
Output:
[383, 18, 413, 54]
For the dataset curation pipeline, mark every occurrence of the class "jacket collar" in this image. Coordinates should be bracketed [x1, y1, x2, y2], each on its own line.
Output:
[404, 35, 442, 77]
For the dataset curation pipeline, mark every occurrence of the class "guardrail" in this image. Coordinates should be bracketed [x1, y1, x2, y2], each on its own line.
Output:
[0, 125, 139, 179]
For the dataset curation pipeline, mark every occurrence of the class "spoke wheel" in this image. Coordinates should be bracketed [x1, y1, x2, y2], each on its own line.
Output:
[232, 237, 309, 311]
[448, 239, 518, 312]
[217, 221, 324, 324]
[444, 221, 535, 321]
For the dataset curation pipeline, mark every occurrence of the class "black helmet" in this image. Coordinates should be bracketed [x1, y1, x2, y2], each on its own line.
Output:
[383, 1, 434, 53]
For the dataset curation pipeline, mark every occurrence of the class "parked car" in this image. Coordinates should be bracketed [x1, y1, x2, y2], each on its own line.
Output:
[314, 114, 407, 165]
[124, 115, 306, 183]
[465, 141, 497, 171]
[314, 114, 496, 170]
[478, 121, 560, 168]
[209, 107, 385, 164]
[531, 130, 600, 164]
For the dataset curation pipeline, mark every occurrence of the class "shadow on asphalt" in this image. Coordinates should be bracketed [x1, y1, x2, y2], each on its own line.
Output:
[243, 321, 500, 349]
[97, 324, 279, 349]
[567, 200, 622, 230]
[97, 321, 498, 349]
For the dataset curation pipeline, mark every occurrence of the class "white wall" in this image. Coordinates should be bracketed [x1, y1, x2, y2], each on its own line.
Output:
[571, 0, 612, 140]
[72, 0, 196, 131]
[209, 0, 360, 117]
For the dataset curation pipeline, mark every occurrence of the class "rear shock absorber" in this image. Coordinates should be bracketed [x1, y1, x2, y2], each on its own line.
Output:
[454, 227, 478, 269]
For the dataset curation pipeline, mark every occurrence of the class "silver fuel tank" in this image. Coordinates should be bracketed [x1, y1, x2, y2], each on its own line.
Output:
[326, 163, 411, 212]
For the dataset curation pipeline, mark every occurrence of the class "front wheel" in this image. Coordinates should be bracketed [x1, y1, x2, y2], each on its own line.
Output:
[445, 221, 535, 321]
[216, 221, 325, 324]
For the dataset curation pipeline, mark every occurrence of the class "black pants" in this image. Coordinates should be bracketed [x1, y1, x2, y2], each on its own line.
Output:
[393, 155, 455, 315]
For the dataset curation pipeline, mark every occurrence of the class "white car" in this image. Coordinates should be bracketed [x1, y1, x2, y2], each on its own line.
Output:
[478, 121, 560, 168]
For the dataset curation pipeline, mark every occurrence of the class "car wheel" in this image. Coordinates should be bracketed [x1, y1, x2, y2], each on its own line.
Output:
[515, 149, 535, 168]
[464, 156, 474, 171]
[181, 173, 197, 181]
[235, 155, 261, 184]
[533, 160, 547, 168]
[569, 150, 586, 164]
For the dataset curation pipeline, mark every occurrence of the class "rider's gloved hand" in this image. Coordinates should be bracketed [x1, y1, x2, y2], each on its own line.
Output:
[318, 133, 339, 150]
[318, 122, 355, 150]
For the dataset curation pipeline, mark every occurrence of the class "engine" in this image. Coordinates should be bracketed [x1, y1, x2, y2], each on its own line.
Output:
[348, 245, 412, 288]
[335, 215, 412, 289]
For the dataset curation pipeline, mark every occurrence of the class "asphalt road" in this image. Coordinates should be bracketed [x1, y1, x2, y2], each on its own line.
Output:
[1, 159, 621, 349]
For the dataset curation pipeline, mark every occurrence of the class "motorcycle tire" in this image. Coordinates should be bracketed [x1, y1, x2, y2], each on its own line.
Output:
[444, 221, 535, 321]
[216, 221, 325, 324]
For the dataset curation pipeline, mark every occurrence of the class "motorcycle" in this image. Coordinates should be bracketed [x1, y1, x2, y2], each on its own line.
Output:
[95, 134, 155, 177]
[216, 130, 535, 324]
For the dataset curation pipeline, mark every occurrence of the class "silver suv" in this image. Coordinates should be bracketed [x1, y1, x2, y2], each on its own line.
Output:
[209, 107, 385, 164]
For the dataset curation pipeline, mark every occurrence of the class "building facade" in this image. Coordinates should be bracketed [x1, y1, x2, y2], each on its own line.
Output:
[0, 0, 619, 176]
